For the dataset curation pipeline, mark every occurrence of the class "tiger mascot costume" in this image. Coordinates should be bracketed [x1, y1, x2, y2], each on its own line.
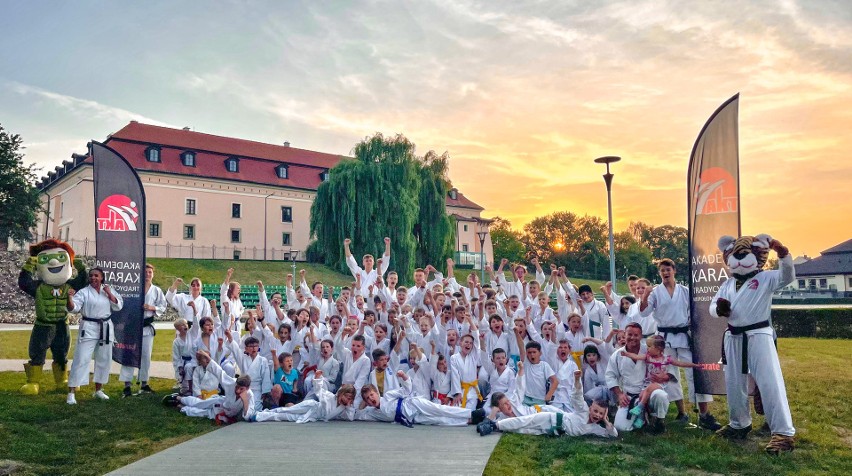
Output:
[710, 234, 795, 454]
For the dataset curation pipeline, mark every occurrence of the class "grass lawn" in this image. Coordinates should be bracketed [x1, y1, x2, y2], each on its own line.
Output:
[147, 258, 354, 289]
[0, 330, 178, 362]
[484, 338, 852, 475]
[0, 372, 214, 476]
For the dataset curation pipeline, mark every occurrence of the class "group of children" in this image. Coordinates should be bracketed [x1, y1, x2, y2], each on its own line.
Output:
[151, 239, 716, 437]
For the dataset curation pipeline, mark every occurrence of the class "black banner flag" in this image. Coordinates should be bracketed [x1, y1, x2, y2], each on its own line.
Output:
[92, 141, 146, 368]
[687, 94, 741, 395]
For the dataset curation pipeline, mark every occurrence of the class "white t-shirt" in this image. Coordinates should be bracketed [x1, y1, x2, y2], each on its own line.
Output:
[523, 360, 555, 400]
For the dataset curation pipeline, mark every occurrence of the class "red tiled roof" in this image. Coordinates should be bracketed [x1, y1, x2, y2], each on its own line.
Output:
[39, 122, 486, 210]
[446, 190, 484, 210]
[110, 122, 344, 169]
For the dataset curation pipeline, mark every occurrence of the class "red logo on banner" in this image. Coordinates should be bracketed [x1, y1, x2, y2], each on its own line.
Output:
[96, 194, 139, 232]
[695, 167, 737, 215]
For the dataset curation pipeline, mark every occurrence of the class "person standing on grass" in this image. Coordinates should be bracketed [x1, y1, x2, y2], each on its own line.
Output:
[119, 263, 167, 397]
[639, 258, 721, 431]
[66, 267, 123, 405]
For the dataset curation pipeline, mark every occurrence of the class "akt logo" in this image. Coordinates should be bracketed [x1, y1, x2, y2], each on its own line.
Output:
[97, 195, 139, 232]
[695, 167, 738, 215]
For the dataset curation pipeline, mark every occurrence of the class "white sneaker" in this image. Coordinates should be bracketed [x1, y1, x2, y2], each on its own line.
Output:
[66, 393, 77, 405]
[94, 390, 110, 400]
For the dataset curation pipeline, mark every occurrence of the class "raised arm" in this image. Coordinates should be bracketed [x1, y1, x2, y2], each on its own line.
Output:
[379, 237, 391, 276]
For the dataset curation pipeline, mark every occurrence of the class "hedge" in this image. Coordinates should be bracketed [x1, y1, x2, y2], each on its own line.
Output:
[772, 308, 852, 339]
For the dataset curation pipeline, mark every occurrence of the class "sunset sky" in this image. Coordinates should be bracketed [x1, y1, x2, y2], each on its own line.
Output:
[2, 0, 850, 258]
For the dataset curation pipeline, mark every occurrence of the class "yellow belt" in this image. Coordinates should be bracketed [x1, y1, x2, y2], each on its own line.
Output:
[571, 351, 584, 369]
[200, 389, 219, 400]
[533, 404, 542, 413]
[460, 380, 482, 408]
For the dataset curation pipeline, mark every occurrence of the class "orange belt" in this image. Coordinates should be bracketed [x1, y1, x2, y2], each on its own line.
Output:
[201, 389, 219, 400]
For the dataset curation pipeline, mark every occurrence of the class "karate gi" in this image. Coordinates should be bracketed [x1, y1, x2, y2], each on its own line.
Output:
[369, 367, 400, 396]
[641, 283, 712, 404]
[451, 350, 482, 409]
[346, 252, 390, 298]
[550, 357, 579, 412]
[495, 382, 617, 438]
[605, 345, 674, 432]
[165, 290, 211, 341]
[120, 284, 166, 384]
[255, 377, 354, 423]
[355, 378, 473, 426]
[180, 360, 228, 418]
[68, 285, 123, 388]
[478, 349, 517, 413]
[228, 340, 272, 411]
[710, 255, 796, 436]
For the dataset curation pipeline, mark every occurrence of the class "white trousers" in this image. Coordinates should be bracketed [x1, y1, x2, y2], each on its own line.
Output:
[665, 346, 713, 404]
[119, 327, 154, 383]
[407, 398, 472, 426]
[255, 400, 320, 422]
[180, 395, 225, 419]
[69, 338, 112, 388]
[496, 412, 556, 435]
[724, 331, 794, 436]
[613, 388, 668, 432]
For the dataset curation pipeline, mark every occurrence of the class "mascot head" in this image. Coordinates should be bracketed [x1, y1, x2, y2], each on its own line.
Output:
[718, 234, 772, 281]
[29, 239, 76, 287]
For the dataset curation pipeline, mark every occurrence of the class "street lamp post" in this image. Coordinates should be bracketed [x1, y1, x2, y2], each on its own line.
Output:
[594, 156, 621, 287]
[476, 223, 488, 283]
[288, 249, 299, 277]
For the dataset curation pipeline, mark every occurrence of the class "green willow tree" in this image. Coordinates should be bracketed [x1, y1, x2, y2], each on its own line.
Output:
[0, 124, 42, 250]
[309, 133, 455, 279]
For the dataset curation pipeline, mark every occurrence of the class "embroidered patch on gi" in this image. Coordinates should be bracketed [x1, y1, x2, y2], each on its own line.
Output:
[747, 279, 759, 290]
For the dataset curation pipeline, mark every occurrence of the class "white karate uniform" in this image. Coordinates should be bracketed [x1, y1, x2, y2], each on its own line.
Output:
[522, 360, 555, 403]
[165, 290, 211, 341]
[605, 345, 673, 432]
[642, 283, 712, 404]
[120, 284, 166, 384]
[710, 255, 795, 436]
[496, 382, 617, 438]
[180, 361, 227, 418]
[68, 285, 123, 388]
[228, 340, 272, 411]
[220, 282, 244, 336]
[337, 346, 371, 405]
[479, 349, 517, 413]
[346, 252, 390, 297]
[550, 358, 579, 412]
[496, 274, 526, 308]
[355, 378, 472, 426]
[450, 351, 482, 409]
[255, 377, 354, 423]
[582, 362, 611, 404]
[171, 334, 194, 383]
[368, 368, 400, 396]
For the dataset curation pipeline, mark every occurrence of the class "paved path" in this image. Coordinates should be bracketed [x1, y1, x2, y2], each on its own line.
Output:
[0, 322, 177, 331]
[107, 421, 499, 476]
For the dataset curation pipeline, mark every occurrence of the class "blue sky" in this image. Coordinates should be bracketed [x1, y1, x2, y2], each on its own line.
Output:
[2, 0, 851, 257]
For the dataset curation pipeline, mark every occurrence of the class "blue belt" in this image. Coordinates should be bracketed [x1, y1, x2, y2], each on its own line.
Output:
[394, 398, 414, 428]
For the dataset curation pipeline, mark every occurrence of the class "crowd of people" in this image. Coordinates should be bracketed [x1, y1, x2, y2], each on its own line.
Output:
[67, 236, 726, 439]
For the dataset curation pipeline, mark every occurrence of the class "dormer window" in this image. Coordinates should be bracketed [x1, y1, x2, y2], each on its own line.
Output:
[320, 170, 330, 182]
[276, 164, 289, 179]
[145, 146, 161, 163]
[181, 151, 196, 167]
[225, 157, 239, 173]
[449, 188, 458, 200]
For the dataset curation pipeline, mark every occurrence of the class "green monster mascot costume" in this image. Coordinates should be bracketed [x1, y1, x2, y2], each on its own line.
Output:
[18, 238, 88, 394]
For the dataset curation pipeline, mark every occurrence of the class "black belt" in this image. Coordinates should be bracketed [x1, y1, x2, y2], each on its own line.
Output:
[658, 325, 691, 347]
[728, 320, 771, 374]
[82, 317, 112, 345]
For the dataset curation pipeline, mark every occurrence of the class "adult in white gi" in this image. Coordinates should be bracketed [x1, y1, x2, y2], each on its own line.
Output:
[640, 259, 720, 430]
[344, 237, 391, 298]
[605, 323, 674, 433]
[711, 234, 796, 454]
[66, 268, 123, 404]
[165, 277, 212, 341]
[120, 263, 167, 396]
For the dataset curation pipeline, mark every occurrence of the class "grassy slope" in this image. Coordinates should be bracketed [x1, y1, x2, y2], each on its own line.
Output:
[0, 330, 176, 362]
[0, 373, 213, 476]
[147, 258, 355, 289]
[484, 338, 852, 476]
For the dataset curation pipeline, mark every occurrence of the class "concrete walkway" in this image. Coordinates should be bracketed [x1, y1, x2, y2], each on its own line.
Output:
[107, 421, 499, 476]
[0, 359, 175, 379]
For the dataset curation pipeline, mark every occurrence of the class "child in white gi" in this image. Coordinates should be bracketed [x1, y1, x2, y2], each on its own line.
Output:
[253, 372, 356, 423]
[120, 263, 167, 397]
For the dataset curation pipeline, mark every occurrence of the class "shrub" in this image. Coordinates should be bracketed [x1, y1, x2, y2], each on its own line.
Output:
[772, 308, 852, 339]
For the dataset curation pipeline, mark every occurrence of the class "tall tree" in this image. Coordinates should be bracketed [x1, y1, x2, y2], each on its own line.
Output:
[309, 133, 455, 279]
[614, 231, 654, 280]
[521, 212, 608, 278]
[628, 221, 689, 280]
[0, 124, 42, 250]
[489, 216, 525, 265]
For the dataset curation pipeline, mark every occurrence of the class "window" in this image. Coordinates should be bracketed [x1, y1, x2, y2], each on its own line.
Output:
[225, 157, 239, 172]
[231, 229, 241, 243]
[848, 277, 852, 288]
[462, 244, 469, 252]
[181, 151, 196, 167]
[148, 222, 161, 238]
[282, 232, 291, 246]
[232, 203, 241, 218]
[146, 146, 161, 163]
[60, 201, 64, 218]
[281, 206, 292, 223]
[185, 199, 196, 215]
[449, 189, 458, 200]
[233, 250, 241, 260]
[320, 170, 330, 182]
[798, 279, 806, 289]
[808, 279, 816, 289]
[183, 225, 195, 240]
[276, 164, 289, 179]
[819, 278, 828, 288]
[463, 224, 468, 232]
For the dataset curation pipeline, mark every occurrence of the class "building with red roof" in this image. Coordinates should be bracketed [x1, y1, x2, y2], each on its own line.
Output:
[36, 122, 493, 266]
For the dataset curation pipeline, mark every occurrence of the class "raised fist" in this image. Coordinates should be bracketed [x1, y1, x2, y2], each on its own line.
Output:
[715, 298, 732, 317]
[344, 238, 352, 246]
[500, 258, 509, 266]
[769, 239, 789, 258]
[384, 237, 391, 245]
